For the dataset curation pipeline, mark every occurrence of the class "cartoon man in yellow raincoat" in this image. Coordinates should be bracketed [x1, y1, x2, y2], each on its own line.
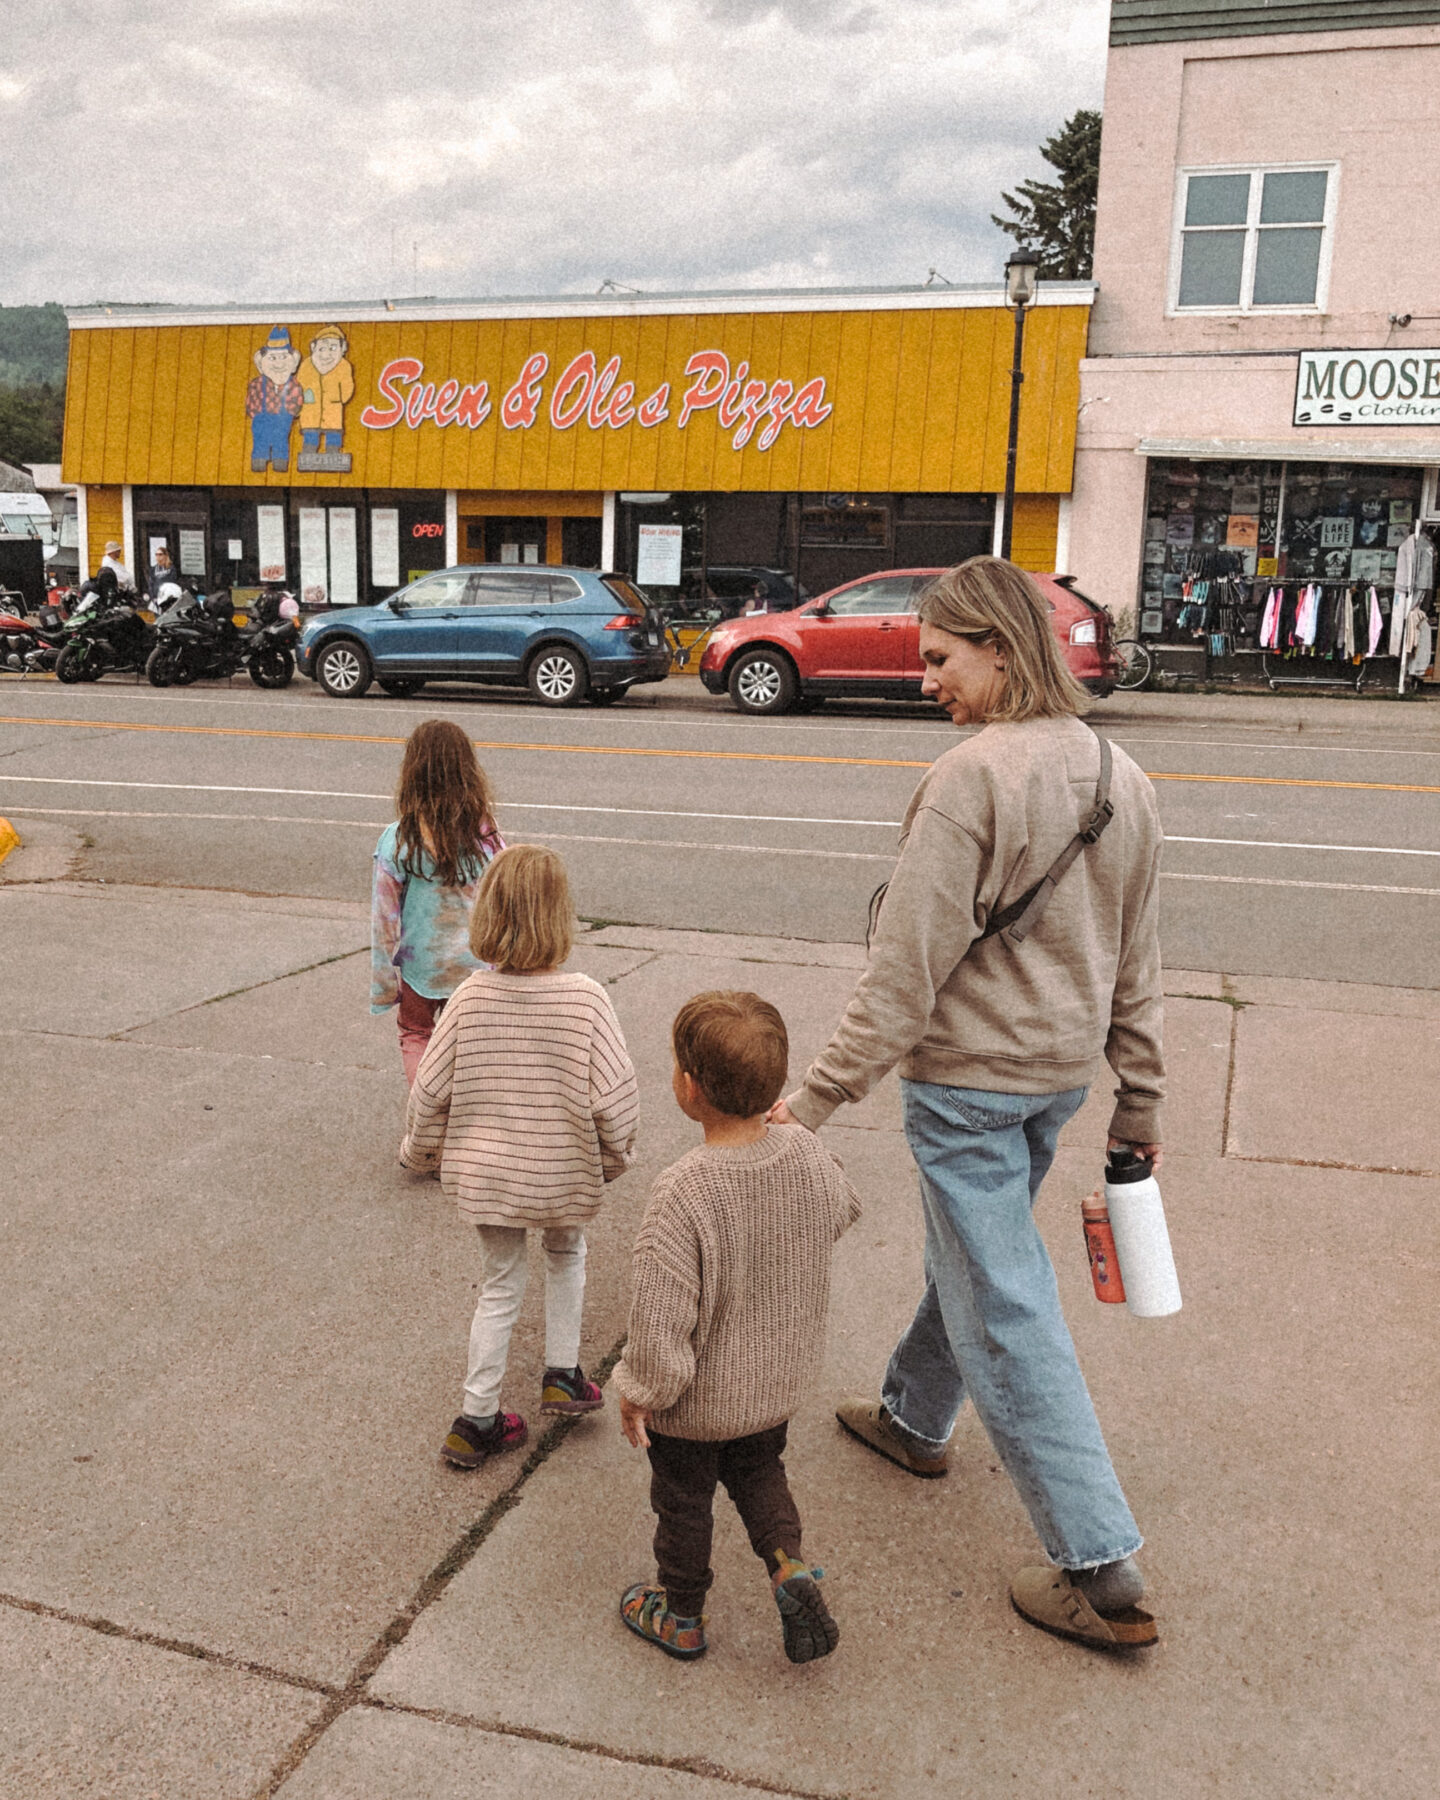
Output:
[297, 326, 355, 454]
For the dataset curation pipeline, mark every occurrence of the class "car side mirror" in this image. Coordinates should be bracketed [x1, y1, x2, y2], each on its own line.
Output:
[810, 600, 830, 616]
[387, 595, 408, 612]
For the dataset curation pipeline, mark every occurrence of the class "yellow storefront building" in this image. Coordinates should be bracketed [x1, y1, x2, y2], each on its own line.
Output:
[62, 284, 1092, 605]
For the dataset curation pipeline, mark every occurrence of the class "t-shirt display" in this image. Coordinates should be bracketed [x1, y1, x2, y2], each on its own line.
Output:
[1139, 459, 1430, 670]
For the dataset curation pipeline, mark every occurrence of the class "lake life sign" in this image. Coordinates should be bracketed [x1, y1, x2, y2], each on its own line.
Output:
[1294, 348, 1440, 426]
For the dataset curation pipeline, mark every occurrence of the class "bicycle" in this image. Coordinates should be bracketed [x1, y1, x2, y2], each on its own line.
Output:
[663, 610, 721, 671]
[1112, 639, 1153, 690]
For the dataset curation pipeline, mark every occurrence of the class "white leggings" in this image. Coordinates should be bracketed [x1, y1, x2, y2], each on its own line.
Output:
[463, 1224, 587, 1419]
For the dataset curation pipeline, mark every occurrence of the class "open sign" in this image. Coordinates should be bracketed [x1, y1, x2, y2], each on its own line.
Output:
[411, 521, 444, 538]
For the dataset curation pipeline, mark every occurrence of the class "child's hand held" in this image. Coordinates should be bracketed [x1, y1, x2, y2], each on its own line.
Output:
[620, 1395, 652, 1449]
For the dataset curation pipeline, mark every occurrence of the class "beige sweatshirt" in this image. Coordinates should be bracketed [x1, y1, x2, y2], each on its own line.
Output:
[789, 716, 1166, 1145]
[399, 969, 639, 1228]
[612, 1125, 862, 1442]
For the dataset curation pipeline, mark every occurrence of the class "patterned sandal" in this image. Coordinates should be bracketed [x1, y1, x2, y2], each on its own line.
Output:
[619, 1583, 707, 1660]
[772, 1553, 839, 1664]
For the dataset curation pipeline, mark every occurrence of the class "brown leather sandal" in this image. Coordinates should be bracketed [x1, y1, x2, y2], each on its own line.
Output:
[1009, 1564, 1159, 1649]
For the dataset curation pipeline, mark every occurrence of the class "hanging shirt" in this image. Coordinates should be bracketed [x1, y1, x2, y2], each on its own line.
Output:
[1366, 588, 1384, 658]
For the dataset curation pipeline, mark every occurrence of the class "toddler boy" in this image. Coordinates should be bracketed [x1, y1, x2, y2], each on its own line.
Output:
[614, 990, 861, 1664]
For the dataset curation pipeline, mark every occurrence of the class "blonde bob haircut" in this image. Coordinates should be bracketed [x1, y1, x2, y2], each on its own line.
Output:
[917, 555, 1090, 724]
[470, 844, 574, 972]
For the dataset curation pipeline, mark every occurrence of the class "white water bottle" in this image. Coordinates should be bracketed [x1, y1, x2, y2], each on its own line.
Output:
[1104, 1149, 1182, 1318]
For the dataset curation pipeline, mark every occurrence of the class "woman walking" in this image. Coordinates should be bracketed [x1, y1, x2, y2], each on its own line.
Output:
[772, 556, 1166, 1650]
[372, 719, 505, 1084]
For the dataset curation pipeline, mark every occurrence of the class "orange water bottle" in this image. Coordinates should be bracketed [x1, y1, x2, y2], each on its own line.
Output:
[1082, 1192, 1127, 1304]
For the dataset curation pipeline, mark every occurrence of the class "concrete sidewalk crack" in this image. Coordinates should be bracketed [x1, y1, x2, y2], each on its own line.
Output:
[0, 1589, 336, 1698]
[251, 1338, 628, 1800]
[354, 1696, 856, 1799]
[107, 947, 366, 1040]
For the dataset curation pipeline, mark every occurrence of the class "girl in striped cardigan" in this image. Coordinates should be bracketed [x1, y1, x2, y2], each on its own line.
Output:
[401, 844, 640, 1469]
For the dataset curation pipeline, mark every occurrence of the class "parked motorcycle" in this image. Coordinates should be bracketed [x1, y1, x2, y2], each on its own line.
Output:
[1, 596, 70, 674]
[145, 582, 297, 689]
[54, 573, 155, 683]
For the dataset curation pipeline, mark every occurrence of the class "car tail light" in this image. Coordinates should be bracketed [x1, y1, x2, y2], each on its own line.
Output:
[1069, 619, 1098, 646]
[604, 614, 643, 630]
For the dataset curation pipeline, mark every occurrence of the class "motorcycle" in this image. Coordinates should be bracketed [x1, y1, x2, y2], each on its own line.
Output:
[54, 575, 155, 683]
[145, 582, 297, 689]
[1, 596, 70, 674]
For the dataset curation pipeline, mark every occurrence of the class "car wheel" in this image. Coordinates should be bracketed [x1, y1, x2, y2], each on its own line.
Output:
[378, 677, 425, 698]
[728, 648, 798, 715]
[315, 639, 372, 698]
[528, 645, 588, 707]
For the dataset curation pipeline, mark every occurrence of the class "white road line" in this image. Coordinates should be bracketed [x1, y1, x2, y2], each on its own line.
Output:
[0, 775, 900, 828]
[1167, 834, 1440, 860]
[0, 804, 895, 861]
[1163, 872, 1440, 898]
[9, 803, 1440, 888]
[8, 778, 1440, 859]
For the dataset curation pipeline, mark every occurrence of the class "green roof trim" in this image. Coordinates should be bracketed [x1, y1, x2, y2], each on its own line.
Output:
[1112, 0, 1440, 45]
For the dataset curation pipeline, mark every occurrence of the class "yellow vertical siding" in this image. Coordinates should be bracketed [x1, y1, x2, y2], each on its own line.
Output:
[63, 302, 1090, 496]
[85, 485, 125, 574]
[1009, 495, 1061, 572]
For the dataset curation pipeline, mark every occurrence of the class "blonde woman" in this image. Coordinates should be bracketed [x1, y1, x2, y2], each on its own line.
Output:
[772, 556, 1166, 1651]
[401, 845, 639, 1469]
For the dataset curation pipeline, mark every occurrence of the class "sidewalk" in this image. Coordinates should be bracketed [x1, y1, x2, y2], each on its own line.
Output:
[1, 859, 1436, 1798]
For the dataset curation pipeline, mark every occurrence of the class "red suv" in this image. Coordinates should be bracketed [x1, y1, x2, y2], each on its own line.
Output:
[698, 568, 1119, 713]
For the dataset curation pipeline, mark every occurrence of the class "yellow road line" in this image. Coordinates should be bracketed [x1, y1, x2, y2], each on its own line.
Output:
[4, 712, 1440, 793]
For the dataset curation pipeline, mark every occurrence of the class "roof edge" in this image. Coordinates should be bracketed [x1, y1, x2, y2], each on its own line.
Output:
[64, 282, 1097, 331]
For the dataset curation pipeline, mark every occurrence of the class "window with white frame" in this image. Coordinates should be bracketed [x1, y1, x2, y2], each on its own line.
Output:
[1173, 166, 1335, 312]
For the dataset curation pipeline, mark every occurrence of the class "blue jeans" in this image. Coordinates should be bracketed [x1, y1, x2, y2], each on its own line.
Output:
[250, 411, 293, 471]
[882, 1079, 1141, 1570]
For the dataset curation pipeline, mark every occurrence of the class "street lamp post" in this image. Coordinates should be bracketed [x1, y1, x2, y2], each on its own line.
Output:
[1000, 248, 1039, 563]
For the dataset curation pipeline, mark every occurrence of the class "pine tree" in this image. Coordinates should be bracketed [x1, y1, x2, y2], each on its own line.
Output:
[992, 109, 1102, 280]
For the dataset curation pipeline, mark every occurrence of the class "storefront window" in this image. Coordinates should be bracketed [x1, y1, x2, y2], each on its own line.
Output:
[1140, 457, 1428, 658]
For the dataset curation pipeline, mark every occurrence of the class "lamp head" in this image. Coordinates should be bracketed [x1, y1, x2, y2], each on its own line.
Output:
[1005, 248, 1040, 309]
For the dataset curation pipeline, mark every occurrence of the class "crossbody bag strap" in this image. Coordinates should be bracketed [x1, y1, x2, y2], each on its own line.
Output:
[977, 732, 1113, 947]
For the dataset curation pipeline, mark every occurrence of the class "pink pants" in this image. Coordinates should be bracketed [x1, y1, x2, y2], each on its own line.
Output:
[398, 979, 447, 1086]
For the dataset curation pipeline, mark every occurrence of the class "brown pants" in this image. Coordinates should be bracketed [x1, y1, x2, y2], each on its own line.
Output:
[646, 1423, 803, 1619]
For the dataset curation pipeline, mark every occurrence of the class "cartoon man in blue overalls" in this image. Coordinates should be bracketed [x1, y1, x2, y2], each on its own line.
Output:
[245, 326, 303, 472]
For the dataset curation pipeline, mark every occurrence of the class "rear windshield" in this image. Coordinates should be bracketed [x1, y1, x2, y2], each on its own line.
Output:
[603, 577, 649, 613]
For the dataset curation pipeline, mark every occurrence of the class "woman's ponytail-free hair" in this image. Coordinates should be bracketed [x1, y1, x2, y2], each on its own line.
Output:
[917, 556, 1090, 723]
[395, 719, 497, 888]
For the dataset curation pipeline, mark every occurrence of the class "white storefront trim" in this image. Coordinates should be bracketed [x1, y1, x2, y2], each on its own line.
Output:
[1137, 435, 1440, 465]
[445, 491, 458, 567]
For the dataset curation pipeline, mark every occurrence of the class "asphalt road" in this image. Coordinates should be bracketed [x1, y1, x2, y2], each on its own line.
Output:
[4, 673, 1440, 987]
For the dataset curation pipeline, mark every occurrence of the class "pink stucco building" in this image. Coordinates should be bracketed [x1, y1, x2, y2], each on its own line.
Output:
[1071, 0, 1440, 683]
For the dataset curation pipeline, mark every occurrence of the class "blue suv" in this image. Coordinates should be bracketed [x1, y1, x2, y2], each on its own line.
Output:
[297, 566, 670, 705]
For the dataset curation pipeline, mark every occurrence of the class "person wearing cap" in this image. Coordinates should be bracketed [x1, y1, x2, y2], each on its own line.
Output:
[99, 541, 135, 590]
[298, 327, 355, 455]
[246, 326, 303, 473]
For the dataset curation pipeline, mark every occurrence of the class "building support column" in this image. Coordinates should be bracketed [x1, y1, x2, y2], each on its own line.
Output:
[76, 485, 90, 582]
[445, 491, 458, 567]
[1055, 493, 1073, 574]
[601, 492, 617, 571]
[991, 494, 1004, 556]
[122, 484, 135, 585]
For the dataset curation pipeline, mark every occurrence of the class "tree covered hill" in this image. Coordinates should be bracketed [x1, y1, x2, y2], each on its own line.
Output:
[0, 304, 69, 467]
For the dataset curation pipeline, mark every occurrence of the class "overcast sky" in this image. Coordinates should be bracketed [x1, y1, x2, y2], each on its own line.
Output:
[2, 0, 1106, 309]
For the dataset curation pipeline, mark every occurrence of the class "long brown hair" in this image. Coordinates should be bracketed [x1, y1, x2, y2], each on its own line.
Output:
[917, 556, 1090, 723]
[395, 719, 498, 888]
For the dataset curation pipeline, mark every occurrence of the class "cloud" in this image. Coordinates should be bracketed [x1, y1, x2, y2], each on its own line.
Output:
[0, 0, 1105, 306]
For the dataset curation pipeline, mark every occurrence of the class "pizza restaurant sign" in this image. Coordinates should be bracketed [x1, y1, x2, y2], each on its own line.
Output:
[358, 348, 833, 452]
[1294, 348, 1440, 427]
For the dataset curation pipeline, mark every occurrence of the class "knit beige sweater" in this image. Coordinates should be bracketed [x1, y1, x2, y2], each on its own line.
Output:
[789, 716, 1166, 1145]
[399, 969, 639, 1227]
[612, 1125, 862, 1442]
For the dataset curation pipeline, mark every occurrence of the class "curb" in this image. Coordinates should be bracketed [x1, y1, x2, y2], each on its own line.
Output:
[0, 818, 19, 865]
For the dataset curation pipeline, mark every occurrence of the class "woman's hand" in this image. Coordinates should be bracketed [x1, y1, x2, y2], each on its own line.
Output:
[767, 1093, 811, 1129]
[1107, 1135, 1163, 1173]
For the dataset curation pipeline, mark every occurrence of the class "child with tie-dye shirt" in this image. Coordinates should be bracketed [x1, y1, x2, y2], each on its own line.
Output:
[371, 720, 505, 1084]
